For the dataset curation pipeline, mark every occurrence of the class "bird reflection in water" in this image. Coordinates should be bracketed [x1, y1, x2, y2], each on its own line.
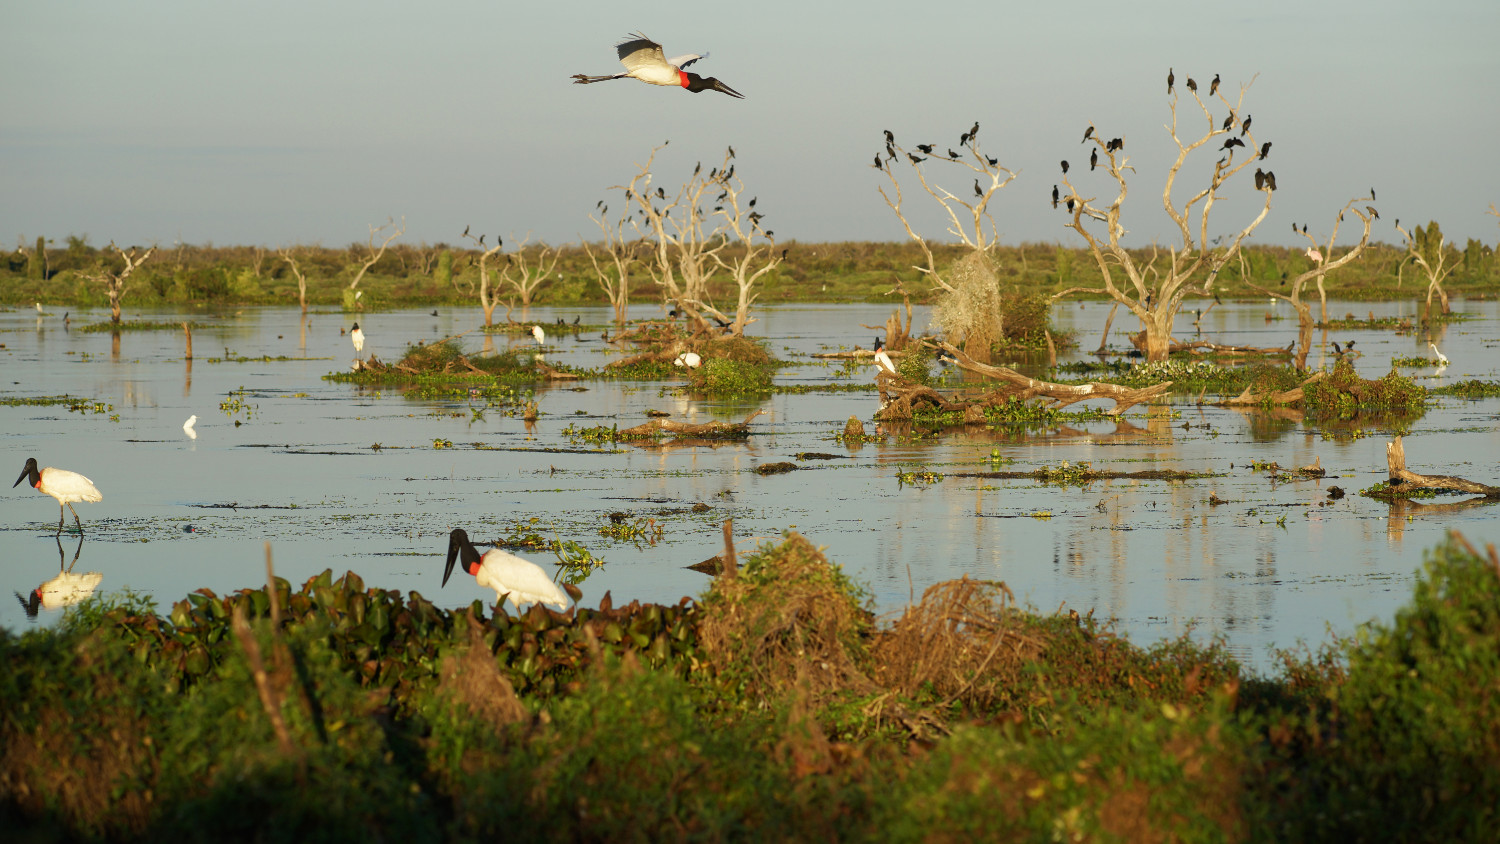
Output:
[15, 535, 103, 619]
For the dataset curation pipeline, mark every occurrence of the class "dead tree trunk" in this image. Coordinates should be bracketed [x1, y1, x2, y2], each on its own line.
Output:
[1371, 436, 1500, 499]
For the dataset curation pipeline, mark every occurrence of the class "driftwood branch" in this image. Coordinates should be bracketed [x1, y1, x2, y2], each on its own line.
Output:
[619, 409, 764, 438]
[1220, 372, 1325, 406]
[873, 340, 1170, 420]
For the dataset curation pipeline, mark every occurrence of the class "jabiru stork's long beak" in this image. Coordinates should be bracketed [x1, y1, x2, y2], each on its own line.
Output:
[443, 528, 482, 588]
[684, 73, 744, 99]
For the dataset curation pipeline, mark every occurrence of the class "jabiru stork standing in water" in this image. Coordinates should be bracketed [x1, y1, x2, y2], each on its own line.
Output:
[13, 457, 102, 535]
[350, 322, 365, 357]
[443, 528, 570, 613]
[572, 32, 744, 99]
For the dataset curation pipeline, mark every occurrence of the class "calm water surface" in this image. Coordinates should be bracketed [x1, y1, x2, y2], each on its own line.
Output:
[3, 300, 1496, 672]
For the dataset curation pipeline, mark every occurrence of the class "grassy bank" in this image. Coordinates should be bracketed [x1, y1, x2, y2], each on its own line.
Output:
[4, 238, 1497, 312]
[3, 531, 1496, 841]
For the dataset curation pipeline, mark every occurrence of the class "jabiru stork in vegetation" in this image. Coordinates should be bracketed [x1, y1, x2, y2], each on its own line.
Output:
[572, 32, 744, 98]
[13, 457, 102, 535]
[443, 528, 569, 612]
[675, 351, 702, 368]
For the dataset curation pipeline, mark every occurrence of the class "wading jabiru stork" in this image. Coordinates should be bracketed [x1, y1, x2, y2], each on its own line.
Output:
[443, 528, 570, 612]
[13, 457, 102, 534]
[572, 32, 744, 98]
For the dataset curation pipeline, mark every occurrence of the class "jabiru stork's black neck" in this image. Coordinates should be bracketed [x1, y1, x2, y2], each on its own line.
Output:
[680, 71, 744, 99]
[442, 528, 485, 587]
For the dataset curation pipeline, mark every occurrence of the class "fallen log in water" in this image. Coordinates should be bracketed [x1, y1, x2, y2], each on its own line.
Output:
[1220, 372, 1324, 406]
[873, 340, 1172, 421]
[1364, 436, 1500, 500]
[619, 409, 765, 439]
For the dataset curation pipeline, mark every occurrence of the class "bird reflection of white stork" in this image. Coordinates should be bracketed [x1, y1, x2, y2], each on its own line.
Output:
[15, 535, 102, 618]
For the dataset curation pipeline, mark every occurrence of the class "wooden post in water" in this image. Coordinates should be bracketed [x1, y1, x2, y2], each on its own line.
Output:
[721, 519, 738, 578]
[183, 322, 193, 360]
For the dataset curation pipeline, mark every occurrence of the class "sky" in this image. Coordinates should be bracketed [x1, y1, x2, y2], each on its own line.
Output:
[5, 0, 1498, 254]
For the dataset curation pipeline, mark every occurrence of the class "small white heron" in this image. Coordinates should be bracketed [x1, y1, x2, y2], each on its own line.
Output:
[183, 415, 198, 439]
[443, 528, 569, 612]
[351, 322, 365, 356]
[674, 351, 702, 368]
[13, 457, 102, 534]
[572, 32, 744, 98]
[532, 325, 546, 346]
[34, 302, 44, 314]
[1429, 342, 1448, 367]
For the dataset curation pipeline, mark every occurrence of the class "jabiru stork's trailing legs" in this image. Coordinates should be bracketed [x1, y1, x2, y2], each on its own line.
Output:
[443, 528, 569, 612]
[572, 32, 744, 98]
[13, 457, 102, 535]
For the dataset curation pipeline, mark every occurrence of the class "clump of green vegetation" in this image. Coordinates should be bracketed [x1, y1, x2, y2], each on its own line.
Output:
[1434, 379, 1500, 399]
[4, 533, 1497, 839]
[1303, 357, 1426, 415]
[76, 320, 202, 334]
[690, 357, 774, 396]
[1391, 354, 1442, 368]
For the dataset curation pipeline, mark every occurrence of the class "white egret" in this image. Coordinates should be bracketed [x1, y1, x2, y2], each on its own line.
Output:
[183, 415, 198, 439]
[1429, 342, 1448, 367]
[532, 325, 546, 346]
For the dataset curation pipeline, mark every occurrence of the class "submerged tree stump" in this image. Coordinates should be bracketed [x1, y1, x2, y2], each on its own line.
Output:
[874, 341, 1172, 421]
[1368, 436, 1500, 500]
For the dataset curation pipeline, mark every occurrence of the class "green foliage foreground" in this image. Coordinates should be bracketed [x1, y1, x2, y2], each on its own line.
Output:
[2, 533, 1497, 842]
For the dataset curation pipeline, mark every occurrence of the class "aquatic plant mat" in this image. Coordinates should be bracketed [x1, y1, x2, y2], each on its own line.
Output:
[3, 531, 1497, 840]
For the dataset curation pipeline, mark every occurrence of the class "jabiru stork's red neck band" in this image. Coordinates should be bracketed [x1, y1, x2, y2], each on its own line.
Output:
[679, 69, 690, 89]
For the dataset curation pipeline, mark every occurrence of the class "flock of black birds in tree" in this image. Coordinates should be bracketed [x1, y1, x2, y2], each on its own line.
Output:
[859, 67, 1383, 228]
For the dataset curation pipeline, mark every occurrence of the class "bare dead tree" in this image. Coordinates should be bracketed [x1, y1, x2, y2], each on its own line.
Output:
[617, 142, 727, 331]
[499, 235, 560, 307]
[345, 216, 406, 306]
[277, 246, 311, 313]
[461, 230, 506, 326]
[706, 148, 782, 336]
[1394, 220, 1458, 318]
[88, 243, 155, 324]
[1245, 198, 1375, 369]
[874, 124, 1017, 360]
[251, 246, 267, 278]
[1058, 77, 1271, 361]
[581, 200, 639, 327]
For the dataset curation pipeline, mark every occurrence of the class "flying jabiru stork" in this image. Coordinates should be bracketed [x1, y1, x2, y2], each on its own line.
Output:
[443, 528, 570, 613]
[572, 32, 744, 99]
[13, 457, 102, 535]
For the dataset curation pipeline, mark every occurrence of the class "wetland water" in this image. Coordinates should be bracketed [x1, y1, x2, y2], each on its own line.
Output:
[3, 301, 1497, 671]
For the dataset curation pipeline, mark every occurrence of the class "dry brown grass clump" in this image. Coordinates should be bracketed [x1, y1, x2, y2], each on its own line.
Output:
[435, 612, 527, 730]
[696, 533, 875, 704]
[872, 576, 1048, 710]
[707, 334, 771, 364]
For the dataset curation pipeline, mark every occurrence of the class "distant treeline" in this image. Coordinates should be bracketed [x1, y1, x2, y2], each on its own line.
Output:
[3, 234, 1497, 309]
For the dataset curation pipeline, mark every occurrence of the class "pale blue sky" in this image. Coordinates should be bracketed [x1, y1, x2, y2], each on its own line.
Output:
[5, 1, 1497, 252]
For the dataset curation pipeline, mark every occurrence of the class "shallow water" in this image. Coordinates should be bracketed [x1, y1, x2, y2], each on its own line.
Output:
[3, 299, 1496, 672]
